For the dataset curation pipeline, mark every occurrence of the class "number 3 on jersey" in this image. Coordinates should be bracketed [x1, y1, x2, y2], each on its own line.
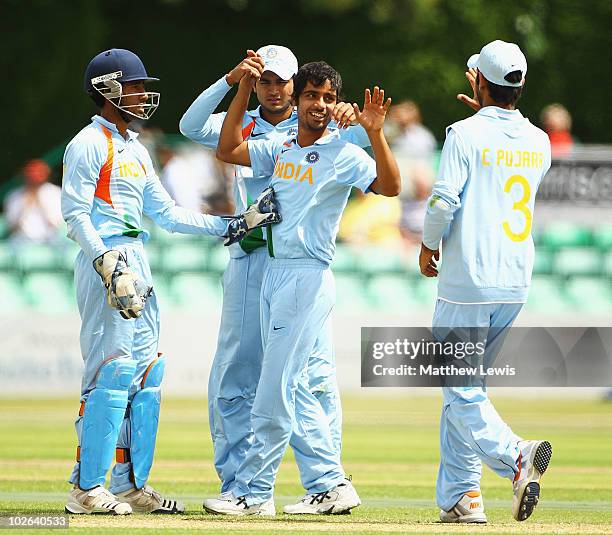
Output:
[502, 174, 532, 242]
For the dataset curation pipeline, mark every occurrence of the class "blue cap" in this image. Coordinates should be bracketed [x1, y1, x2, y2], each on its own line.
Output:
[84, 49, 158, 93]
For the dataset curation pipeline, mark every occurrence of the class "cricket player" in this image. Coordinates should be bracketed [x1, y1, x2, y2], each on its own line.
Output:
[62, 48, 280, 515]
[419, 40, 553, 523]
[179, 45, 368, 509]
[203, 60, 400, 515]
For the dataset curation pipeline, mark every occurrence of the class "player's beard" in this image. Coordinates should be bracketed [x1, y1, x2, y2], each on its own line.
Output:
[119, 108, 136, 124]
[305, 120, 328, 132]
[261, 101, 292, 116]
[302, 109, 331, 132]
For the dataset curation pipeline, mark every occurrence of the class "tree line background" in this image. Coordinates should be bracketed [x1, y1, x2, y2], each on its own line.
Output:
[2, 0, 611, 186]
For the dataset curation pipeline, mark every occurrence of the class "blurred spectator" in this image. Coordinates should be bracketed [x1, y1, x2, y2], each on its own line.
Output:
[398, 174, 431, 247]
[129, 121, 165, 161]
[388, 100, 436, 248]
[205, 158, 235, 215]
[541, 103, 574, 157]
[390, 100, 437, 158]
[158, 144, 234, 215]
[3, 159, 62, 242]
[134, 121, 235, 215]
[338, 190, 402, 246]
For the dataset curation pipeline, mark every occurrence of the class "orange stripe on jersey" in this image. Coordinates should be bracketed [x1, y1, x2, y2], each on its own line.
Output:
[283, 140, 292, 148]
[242, 119, 256, 140]
[94, 126, 114, 207]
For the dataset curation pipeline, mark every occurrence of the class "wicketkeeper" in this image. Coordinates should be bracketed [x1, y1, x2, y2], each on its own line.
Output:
[62, 48, 280, 515]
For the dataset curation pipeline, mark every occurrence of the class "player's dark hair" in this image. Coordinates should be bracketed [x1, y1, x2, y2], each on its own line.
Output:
[481, 70, 524, 107]
[293, 61, 342, 101]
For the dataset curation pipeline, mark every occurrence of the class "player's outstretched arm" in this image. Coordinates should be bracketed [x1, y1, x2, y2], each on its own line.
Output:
[354, 87, 401, 197]
[216, 51, 263, 166]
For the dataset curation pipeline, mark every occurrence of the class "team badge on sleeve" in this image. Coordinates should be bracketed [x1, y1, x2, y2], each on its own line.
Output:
[306, 151, 320, 164]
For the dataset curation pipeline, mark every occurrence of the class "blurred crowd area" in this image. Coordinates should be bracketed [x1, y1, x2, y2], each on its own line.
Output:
[1, 102, 610, 315]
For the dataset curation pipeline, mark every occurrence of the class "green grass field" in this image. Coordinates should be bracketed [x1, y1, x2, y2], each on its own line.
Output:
[1, 395, 611, 534]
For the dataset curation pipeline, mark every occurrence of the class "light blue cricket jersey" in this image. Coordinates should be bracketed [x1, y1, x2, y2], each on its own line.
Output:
[179, 76, 371, 257]
[422, 107, 552, 303]
[62, 115, 227, 260]
[248, 130, 377, 265]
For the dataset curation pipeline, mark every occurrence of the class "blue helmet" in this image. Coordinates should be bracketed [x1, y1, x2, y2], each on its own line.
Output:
[84, 49, 160, 119]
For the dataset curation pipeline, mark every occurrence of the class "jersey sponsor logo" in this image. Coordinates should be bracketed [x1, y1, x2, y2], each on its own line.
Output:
[249, 131, 267, 138]
[305, 151, 320, 163]
[273, 160, 314, 184]
[481, 148, 544, 168]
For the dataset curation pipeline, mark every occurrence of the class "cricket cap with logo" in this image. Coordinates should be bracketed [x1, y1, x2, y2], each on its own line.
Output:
[467, 40, 527, 87]
[256, 45, 298, 81]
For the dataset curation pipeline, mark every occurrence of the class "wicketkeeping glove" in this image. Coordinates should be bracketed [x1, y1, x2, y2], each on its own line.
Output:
[93, 250, 152, 319]
[223, 186, 282, 246]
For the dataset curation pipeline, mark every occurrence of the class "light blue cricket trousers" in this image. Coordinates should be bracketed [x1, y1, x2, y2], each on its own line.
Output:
[231, 258, 345, 505]
[432, 299, 524, 512]
[68, 236, 160, 493]
[306, 320, 343, 455]
[208, 249, 269, 493]
[208, 249, 342, 494]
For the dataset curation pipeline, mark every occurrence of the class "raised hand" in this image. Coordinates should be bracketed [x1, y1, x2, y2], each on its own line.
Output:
[456, 67, 481, 112]
[226, 49, 265, 86]
[353, 87, 392, 132]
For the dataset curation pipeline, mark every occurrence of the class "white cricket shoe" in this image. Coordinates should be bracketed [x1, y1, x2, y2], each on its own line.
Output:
[65, 486, 132, 515]
[283, 478, 361, 515]
[512, 440, 553, 521]
[439, 490, 487, 523]
[116, 485, 185, 514]
[203, 494, 275, 516]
